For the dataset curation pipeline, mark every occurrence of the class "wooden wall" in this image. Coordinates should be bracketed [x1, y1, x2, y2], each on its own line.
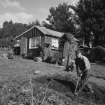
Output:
[20, 37, 28, 56]
[19, 27, 60, 59]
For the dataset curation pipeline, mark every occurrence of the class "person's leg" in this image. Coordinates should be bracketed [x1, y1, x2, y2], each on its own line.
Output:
[81, 71, 88, 88]
[80, 71, 94, 93]
[74, 71, 88, 95]
[76, 71, 88, 94]
[81, 71, 88, 84]
[85, 73, 94, 93]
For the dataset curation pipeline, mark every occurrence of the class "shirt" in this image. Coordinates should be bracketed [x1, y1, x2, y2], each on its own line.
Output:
[75, 55, 91, 72]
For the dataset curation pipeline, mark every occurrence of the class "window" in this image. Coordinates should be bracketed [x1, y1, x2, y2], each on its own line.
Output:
[51, 38, 59, 49]
[29, 37, 36, 49]
[29, 37, 40, 49]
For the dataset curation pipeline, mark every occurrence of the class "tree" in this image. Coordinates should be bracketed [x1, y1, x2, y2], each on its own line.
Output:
[42, 21, 53, 30]
[46, 2, 75, 33]
[0, 19, 41, 47]
[0, 21, 28, 39]
[0, 20, 28, 47]
[28, 19, 40, 28]
[70, 0, 105, 46]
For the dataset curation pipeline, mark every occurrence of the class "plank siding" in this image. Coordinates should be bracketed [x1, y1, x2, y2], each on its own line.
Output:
[20, 37, 28, 56]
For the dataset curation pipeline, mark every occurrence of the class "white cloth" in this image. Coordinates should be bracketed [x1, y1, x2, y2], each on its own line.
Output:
[81, 55, 91, 70]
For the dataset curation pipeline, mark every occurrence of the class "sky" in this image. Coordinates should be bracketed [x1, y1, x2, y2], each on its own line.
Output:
[0, 0, 79, 27]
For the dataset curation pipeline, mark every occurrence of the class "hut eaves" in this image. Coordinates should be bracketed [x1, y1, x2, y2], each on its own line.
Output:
[15, 25, 64, 40]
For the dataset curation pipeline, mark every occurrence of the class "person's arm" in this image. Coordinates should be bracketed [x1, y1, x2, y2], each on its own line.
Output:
[76, 64, 79, 76]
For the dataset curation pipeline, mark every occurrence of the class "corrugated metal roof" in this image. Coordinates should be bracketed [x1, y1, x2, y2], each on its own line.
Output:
[15, 25, 64, 39]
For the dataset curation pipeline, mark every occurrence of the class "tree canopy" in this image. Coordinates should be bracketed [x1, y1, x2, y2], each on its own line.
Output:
[0, 21, 27, 39]
[0, 19, 41, 47]
[45, 3, 75, 33]
[70, 0, 105, 46]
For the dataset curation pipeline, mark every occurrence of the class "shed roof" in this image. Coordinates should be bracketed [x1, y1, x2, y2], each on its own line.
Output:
[15, 25, 64, 39]
[36, 26, 64, 38]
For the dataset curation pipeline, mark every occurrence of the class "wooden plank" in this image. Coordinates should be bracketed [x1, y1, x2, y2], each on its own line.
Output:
[20, 37, 28, 55]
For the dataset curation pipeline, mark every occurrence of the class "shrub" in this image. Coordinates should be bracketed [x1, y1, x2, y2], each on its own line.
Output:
[89, 46, 105, 62]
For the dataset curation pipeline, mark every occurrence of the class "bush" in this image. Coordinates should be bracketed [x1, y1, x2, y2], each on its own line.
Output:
[89, 46, 105, 62]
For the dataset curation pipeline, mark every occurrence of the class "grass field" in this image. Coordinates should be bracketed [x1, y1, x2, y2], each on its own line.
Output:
[0, 51, 105, 105]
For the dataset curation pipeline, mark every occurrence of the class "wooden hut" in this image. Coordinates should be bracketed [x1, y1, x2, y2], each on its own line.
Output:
[14, 26, 63, 59]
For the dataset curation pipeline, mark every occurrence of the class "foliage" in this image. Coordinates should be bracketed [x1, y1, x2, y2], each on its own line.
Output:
[70, 0, 105, 46]
[0, 21, 28, 47]
[0, 38, 13, 47]
[0, 19, 41, 47]
[0, 21, 28, 39]
[45, 3, 75, 33]
[89, 45, 105, 62]
[42, 21, 54, 30]
[28, 19, 41, 28]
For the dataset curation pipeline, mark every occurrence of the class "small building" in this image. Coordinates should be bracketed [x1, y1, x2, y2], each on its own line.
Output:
[14, 26, 78, 65]
[14, 26, 64, 59]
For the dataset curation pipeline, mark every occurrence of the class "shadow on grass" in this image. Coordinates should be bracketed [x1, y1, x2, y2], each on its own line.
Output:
[53, 79, 75, 93]
[34, 74, 105, 104]
[33, 75, 76, 98]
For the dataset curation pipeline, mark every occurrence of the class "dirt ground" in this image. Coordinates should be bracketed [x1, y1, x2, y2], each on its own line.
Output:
[0, 54, 105, 105]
